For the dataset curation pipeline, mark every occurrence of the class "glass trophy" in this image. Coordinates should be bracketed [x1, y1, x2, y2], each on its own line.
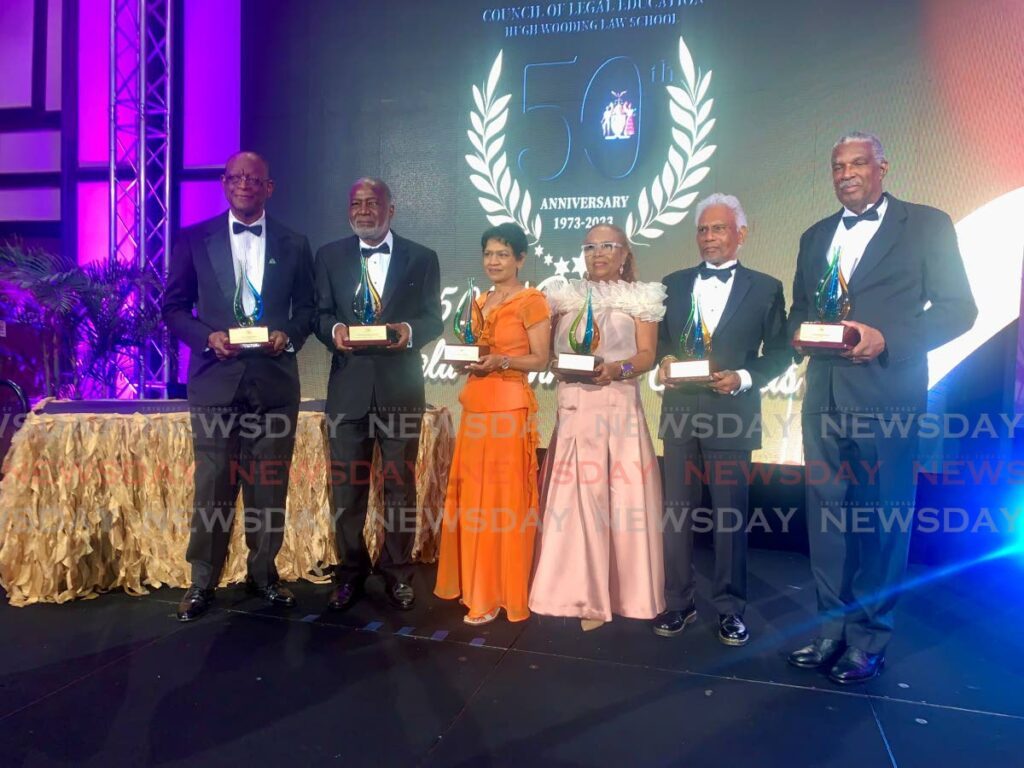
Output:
[795, 246, 860, 353]
[227, 265, 271, 349]
[667, 289, 713, 383]
[555, 286, 602, 379]
[444, 278, 490, 366]
[348, 256, 393, 346]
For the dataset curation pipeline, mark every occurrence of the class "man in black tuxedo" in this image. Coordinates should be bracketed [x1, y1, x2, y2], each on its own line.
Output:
[787, 132, 977, 683]
[163, 151, 315, 621]
[314, 177, 442, 612]
[653, 194, 790, 646]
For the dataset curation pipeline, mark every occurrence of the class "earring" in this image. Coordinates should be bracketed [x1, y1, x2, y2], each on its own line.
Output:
[618, 264, 624, 276]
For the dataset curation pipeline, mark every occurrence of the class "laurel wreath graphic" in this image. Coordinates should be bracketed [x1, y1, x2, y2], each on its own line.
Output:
[465, 51, 543, 242]
[625, 38, 716, 242]
[466, 38, 714, 260]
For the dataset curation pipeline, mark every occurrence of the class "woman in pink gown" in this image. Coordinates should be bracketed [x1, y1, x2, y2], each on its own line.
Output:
[529, 224, 667, 627]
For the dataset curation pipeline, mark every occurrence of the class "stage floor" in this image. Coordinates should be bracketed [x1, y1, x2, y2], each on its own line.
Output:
[1, 548, 1021, 767]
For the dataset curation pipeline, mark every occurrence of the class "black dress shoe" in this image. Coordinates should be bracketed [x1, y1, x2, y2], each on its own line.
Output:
[246, 578, 297, 608]
[386, 581, 415, 611]
[177, 585, 214, 622]
[788, 638, 845, 669]
[652, 606, 697, 637]
[718, 614, 750, 647]
[828, 647, 885, 685]
[327, 581, 364, 612]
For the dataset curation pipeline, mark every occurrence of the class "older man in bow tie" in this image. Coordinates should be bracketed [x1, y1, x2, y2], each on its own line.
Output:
[787, 132, 977, 684]
[653, 193, 790, 647]
[163, 151, 315, 621]
[314, 178, 443, 614]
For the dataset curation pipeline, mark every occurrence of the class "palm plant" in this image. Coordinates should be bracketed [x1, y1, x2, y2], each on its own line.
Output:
[0, 240, 87, 396]
[73, 260, 162, 397]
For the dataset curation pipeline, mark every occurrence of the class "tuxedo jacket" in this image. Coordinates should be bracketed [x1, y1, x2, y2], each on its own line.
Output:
[658, 264, 790, 451]
[788, 195, 978, 415]
[313, 233, 442, 419]
[162, 212, 315, 408]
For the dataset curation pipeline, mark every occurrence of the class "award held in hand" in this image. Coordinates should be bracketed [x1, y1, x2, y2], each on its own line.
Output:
[796, 246, 860, 353]
[349, 255, 393, 347]
[444, 278, 490, 367]
[227, 265, 271, 349]
[666, 290, 713, 384]
[555, 287, 602, 379]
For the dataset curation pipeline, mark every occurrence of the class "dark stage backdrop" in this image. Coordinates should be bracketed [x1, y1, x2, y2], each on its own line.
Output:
[241, 0, 1024, 463]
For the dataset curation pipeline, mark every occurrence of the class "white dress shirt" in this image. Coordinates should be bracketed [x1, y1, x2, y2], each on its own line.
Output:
[828, 195, 888, 281]
[694, 259, 752, 394]
[228, 210, 266, 315]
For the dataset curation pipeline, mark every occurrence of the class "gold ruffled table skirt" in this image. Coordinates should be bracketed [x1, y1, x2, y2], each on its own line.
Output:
[0, 405, 454, 606]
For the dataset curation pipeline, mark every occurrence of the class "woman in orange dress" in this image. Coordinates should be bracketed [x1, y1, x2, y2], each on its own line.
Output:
[434, 223, 551, 625]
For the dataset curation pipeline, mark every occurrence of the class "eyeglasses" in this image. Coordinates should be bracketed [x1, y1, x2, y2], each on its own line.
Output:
[581, 242, 625, 256]
[223, 174, 268, 188]
[697, 224, 733, 236]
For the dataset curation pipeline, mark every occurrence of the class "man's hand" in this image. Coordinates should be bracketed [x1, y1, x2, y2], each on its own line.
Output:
[791, 329, 808, 358]
[709, 370, 741, 395]
[267, 331, 289, 357]
[333, 323, 353, 353]
[841, 320, 886, 364]
[658, 356, 678, 388]
[386, 322, 411, 349]
[207, 331, 239, 361]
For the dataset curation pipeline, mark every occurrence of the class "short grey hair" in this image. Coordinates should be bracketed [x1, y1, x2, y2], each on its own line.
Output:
[833, 131, 886, 163]
[695, 193, 748, 229]
[350, 177, 393, 204]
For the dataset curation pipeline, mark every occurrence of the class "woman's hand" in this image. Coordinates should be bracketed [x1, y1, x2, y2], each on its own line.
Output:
[592, 361, 622, 386]
[466, 354, 504, 375]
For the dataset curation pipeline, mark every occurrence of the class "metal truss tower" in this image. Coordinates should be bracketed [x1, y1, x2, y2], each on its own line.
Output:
[109, 0, 172, 398]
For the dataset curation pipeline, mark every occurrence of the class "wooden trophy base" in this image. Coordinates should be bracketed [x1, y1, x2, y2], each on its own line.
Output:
[347, 325, 395, 348]
[665, 358, 713, 385]
[554, 353, 603, 382]
[444, 343, 491, 369]
[227, 326, 272, 350]
[796, 322, 860, 354]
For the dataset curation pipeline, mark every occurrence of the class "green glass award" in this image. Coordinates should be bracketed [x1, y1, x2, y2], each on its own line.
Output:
[796, 246, 860, 352]
[555, 286, 602, 378]
[667, 289, 713, 383]
[444, 278, 490, 366]
[227, 266, 271, 349]
[349, 255, 392, 346]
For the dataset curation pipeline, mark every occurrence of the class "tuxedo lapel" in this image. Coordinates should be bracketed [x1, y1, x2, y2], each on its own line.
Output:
[847, 196, 907, 291]
[204, 215, 236, 304]
[715, 264, 752, 336]
[807, 211, 843, 298]
[260, 218, 282, 310]
[380, 236, 408, 313]
[671, 270, 698, 343]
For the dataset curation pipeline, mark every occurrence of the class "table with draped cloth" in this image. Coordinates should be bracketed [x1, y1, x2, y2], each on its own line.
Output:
[0, 400, 454, 606]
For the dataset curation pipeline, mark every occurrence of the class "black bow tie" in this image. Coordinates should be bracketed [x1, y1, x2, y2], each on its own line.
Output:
[361, 243, 391, 257]
[698, 263, 736, 283]
[842, 199, 884, 229]
[232, 221, 263, 236]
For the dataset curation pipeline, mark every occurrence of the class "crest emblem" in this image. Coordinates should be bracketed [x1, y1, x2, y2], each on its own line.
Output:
[601, 90, 636, 140]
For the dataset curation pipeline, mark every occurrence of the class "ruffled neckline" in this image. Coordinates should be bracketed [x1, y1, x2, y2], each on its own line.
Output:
[543, 278, 667, 323]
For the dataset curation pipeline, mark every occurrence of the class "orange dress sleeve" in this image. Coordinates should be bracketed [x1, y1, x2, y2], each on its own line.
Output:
[517, 289, 551, 329]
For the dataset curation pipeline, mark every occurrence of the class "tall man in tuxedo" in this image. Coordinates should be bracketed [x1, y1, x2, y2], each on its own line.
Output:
[314, 178, 442, 612]
[163, 151, 315, 621]
[787, 132, 977, 683]
[653, 194, 790, 645]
